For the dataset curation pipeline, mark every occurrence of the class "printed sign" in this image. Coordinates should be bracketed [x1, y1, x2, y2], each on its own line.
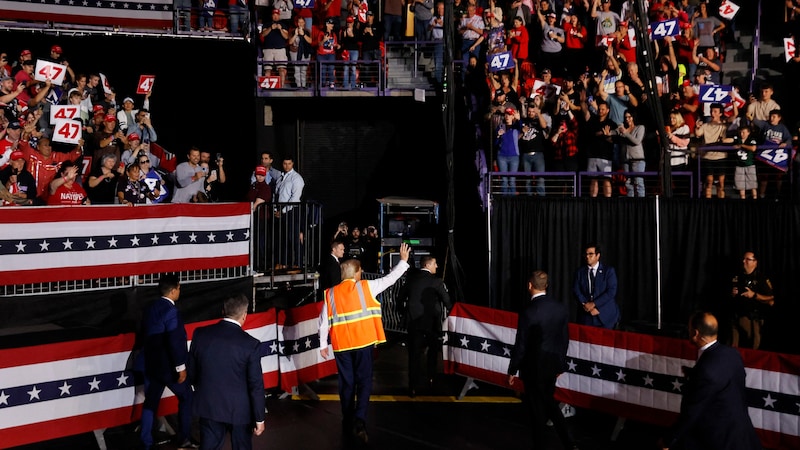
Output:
[785, 38, 796, 63]
[33, 60, 67, 86]
[650, 18, 680, 40]
[293, 0, 314, 7]
[718, 0, 740, 20]
[698, 84, 732, 103]
[136, 75, 155, 94]
[258, 76, 281, 89]
[756, 147, 795, 172]
[52, 119, 83, 145]
[49, 105, 81, 125]
[488, 51, 515, 73]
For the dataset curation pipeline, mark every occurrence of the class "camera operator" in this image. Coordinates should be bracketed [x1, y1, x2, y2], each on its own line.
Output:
[91, 114, 126, 169]
[199, 149, 226, 202]
[730, 251, 774, 350]
[127, 108, 158, 143]
[0, 150, 36, 206]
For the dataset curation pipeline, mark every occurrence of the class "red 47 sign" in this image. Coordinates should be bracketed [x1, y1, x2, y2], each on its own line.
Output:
[137, 75, 155, 94]
[33, 60, 67, 86]
[49, 105, 80, 125]
[258, 76, 281, 89]
[785, 38, 796, 63]
[52, 119, 83, 145]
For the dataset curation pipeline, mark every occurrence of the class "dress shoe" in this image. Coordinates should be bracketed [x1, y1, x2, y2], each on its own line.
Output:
[353, 420, 369, 444]
[175, 438, 199, 449]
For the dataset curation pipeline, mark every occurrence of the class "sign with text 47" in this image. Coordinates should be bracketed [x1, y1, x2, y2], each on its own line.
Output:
[33, 60, 67, 86]
[136, 75, 155, 95]
[785, 38, 796, 63]
[488, 51, 515, 73]
[649, 19, 680, 40]
[698, 85, 732, 103]
[258, 76, 282, 89]
[293, 0, 314, 7]
[52, 119, 83, 145]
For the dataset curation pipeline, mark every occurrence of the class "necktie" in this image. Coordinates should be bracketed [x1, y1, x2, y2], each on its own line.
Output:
[589, 268, 596, 297]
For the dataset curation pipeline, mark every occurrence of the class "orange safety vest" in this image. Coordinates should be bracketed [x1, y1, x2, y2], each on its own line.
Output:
[325, 279, 386, 352]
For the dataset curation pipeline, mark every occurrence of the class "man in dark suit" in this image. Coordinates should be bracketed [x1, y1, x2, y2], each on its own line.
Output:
[188, 294, 266, 450]
[572, 243, 619, 329]
[508, 270, 576, 450]
[138, 274, 194, 450]
[398, 255, 453, 396]
[318, 240, 345, 292]
[660, 311, 761, 450]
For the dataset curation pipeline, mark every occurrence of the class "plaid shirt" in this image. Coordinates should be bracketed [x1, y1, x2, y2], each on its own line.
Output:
[551, 116, 579, 160]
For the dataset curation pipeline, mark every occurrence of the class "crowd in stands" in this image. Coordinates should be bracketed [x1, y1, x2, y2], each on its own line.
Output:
[454, 0, 797, 199]
[0, 44, 238, 207]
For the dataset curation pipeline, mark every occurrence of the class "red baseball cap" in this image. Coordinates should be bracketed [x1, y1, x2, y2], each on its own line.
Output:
[104, 114, 116, 122]
[51, 45, 63, 54]
[128, 132, 140, 141]
[504, 107, 516, 115]
[346, 16, 354, 23]
[255, 166, 267, 176]
[20, 49, 31, 57]
[10, 150, 25, 161]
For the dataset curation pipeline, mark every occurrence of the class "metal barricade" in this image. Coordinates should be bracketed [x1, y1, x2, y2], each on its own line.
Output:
[488, 171, 578, 197]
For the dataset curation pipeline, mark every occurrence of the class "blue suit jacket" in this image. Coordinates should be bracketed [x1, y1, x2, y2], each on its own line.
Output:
[188, 320, 266, 425]
[140, 297, 188, 385]
[572, 263, 620, 329]
[666, 342, 761, 450]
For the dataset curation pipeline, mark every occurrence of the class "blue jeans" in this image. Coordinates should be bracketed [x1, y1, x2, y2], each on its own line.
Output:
[521, 152, 545, 196]
[318, 53, 335, 86]
[228, 4, 247, 35]
[625, 160, 646, 197]
[497, 154, 519, 195]
[175, 0, 192, 30]
[461, 39, 477, 74]
[414, 17, 430, 41]
[344, 50, 359, 89]
[433, 41, 443, 83]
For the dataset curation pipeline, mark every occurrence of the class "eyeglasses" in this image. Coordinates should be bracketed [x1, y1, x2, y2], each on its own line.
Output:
[139, 159, 150, 164]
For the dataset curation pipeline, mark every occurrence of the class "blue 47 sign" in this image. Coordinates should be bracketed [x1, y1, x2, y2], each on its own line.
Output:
[650, 19, 680, 40]
[756, 147, 795, 172]
[294, 0, 314, 7]
[488, 51, 515, 73]
[698, 84, 732, 103]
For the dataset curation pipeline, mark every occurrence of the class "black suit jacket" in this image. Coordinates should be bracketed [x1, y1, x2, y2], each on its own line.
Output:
[399, 268, 452, 330]
[666, 342, 761, 450]
[507, 294, 569, 382]
[317, 254, 341, 291]
[188, 320, 266, 425]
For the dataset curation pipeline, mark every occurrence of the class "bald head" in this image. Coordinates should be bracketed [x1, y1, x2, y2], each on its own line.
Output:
[689, 311, 718, 347]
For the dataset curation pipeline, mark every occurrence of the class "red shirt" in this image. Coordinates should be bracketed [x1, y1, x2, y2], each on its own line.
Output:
[564, 22, 587, 50]
[48, 182, 87, 205]
[506, 25, 529, 61]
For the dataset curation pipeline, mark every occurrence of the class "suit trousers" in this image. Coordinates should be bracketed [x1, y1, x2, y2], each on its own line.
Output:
[199, 417, 252, 450]
[407, 322, 441, 388]
[334, 346, 373, 423]
[522, 373, 573, 450]
[140, 375, 193, 448]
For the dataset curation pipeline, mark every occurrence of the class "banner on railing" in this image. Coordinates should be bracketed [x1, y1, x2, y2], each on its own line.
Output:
[277, 302, 337, 393]
[0, 203, 250, 286]
[0, 310, 279, 449]
[443, 302, 800, 450]
[0, 0, 173, 29]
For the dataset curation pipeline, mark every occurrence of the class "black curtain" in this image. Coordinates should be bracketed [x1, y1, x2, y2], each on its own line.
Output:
[490, 197, 657, 324]
[490, 198, 800, 350]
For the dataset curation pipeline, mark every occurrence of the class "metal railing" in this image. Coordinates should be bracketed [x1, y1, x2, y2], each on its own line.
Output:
[488, 170, 696, 198]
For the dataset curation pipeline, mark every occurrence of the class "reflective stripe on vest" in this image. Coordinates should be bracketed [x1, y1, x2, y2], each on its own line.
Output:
[327, 280, 386, 352]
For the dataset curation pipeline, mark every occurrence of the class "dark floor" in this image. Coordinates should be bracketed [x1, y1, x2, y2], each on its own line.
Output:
[12, 337, 669, 450]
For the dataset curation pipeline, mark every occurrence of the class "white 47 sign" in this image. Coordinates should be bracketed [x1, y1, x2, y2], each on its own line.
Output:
[49, 105, 80, 125]
[52, 119, 83, 145]
[785, 38, 796, 63]
[34, 60, 67, 86]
